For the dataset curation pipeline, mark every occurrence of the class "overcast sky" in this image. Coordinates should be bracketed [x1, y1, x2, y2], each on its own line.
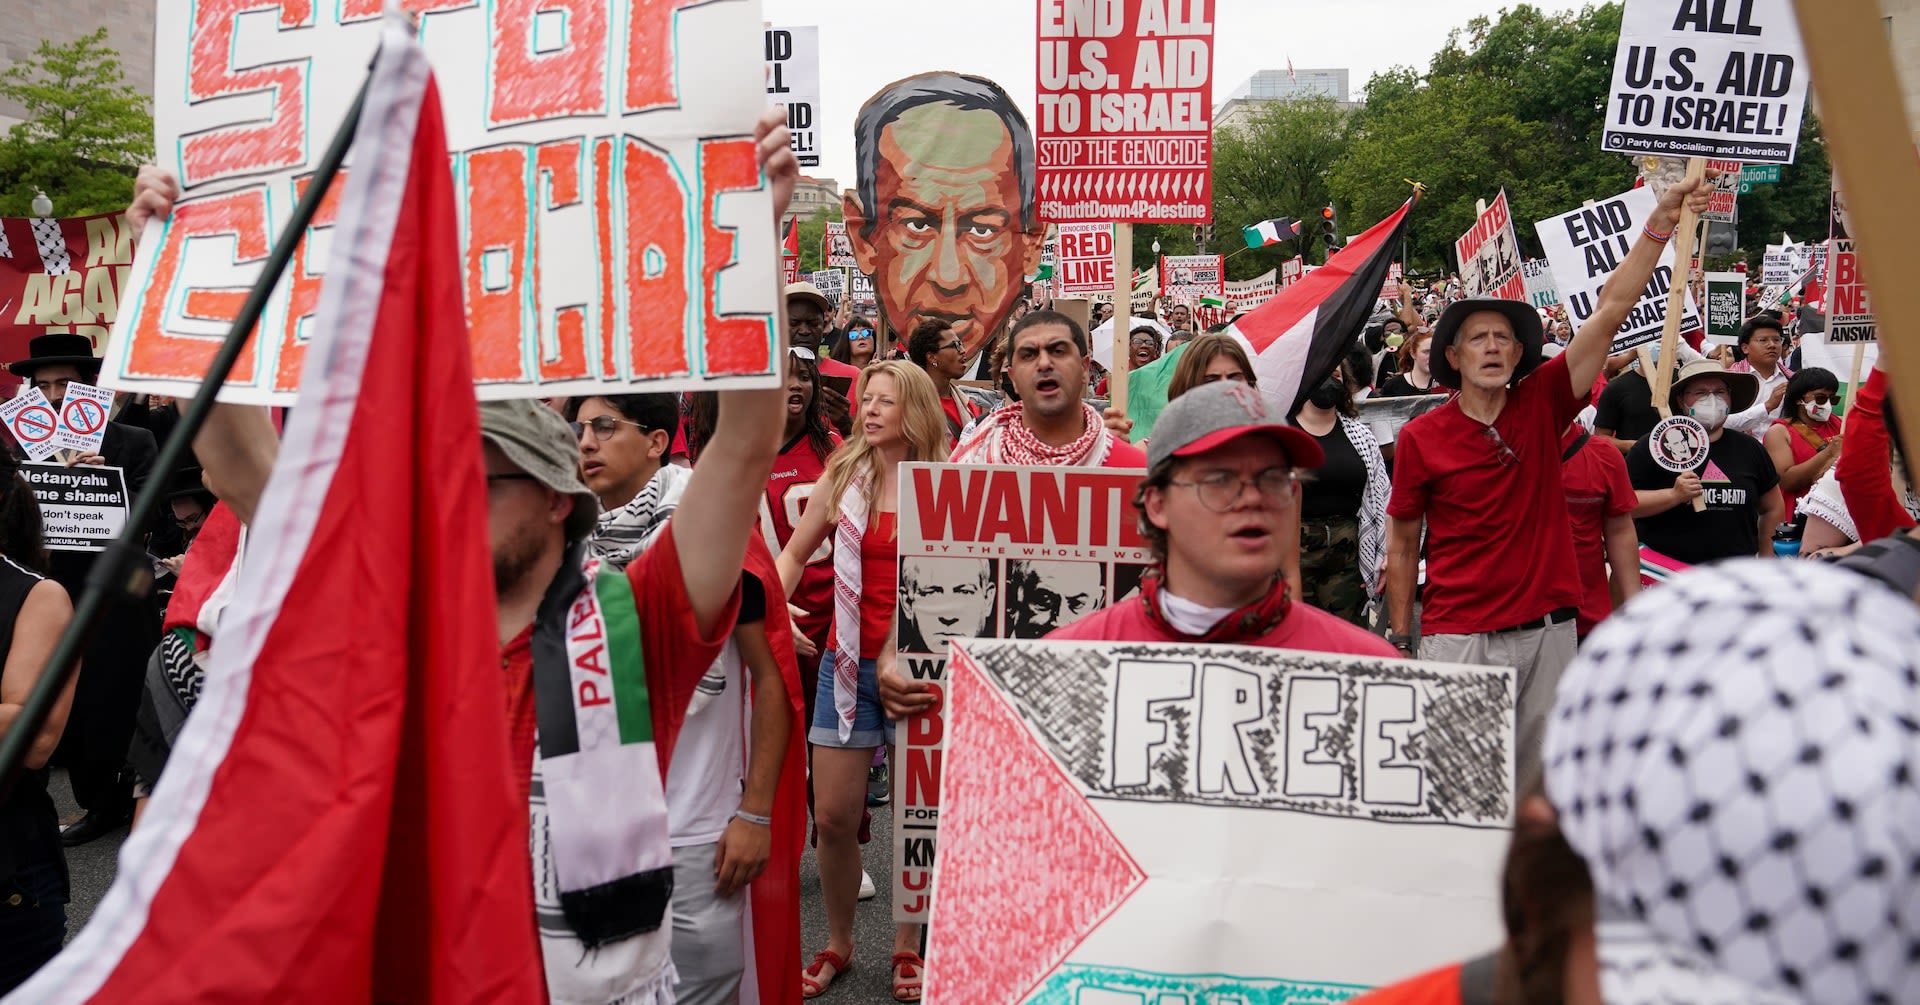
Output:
[759, 0, 1590, 187]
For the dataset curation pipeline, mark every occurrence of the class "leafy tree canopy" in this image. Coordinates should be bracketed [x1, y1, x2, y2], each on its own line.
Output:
[0, 29, 152, 218]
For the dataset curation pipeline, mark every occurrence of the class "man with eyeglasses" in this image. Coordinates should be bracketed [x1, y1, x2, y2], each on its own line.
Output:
[1724, 312, 1794, 440]
[1386, 175, 1713, 784]
[906, 319, 980, 439]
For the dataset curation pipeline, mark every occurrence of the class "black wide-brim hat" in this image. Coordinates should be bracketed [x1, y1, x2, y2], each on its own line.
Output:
[1429, 298, 1545, 390]
[8, 333, 101, 379]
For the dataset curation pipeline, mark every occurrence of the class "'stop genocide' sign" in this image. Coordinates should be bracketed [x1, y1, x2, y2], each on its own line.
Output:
[1602, 0, 1809, 164]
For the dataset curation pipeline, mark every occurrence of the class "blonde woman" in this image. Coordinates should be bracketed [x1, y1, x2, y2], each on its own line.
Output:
[777, 361, 948, 1001]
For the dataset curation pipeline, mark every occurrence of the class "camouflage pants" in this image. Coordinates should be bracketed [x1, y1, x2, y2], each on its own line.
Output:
[1299, 515, 1367, 627]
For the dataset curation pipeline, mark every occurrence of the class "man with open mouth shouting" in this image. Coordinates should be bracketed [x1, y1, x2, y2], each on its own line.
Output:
[948, 310, 1146, 469]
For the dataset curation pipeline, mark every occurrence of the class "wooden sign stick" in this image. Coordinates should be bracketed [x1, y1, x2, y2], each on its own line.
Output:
[1109, 222, 1134, 413]
[1649, 157, 1705, 418]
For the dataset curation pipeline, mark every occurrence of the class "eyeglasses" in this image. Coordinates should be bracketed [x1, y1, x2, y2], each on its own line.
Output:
[943, 340, 964, 353]
[849, 329, 874, 341]
[1482, 426, 1520, 468]
[1801, 393, 1834, 406]
[570, 416, 649, 442]
[1168, 467, 1297, 512]
[1748, 335, 1786, 346]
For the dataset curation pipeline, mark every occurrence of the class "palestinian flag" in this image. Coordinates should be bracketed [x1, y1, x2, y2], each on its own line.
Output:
[9, 16, 545, 1002]
[1227, 195, 1418, 417]
[782, 217, 800, 285]
[1242, 217, 1301, 249]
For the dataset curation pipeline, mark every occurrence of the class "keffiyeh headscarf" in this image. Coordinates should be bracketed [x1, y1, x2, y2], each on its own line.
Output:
[1546, 559, 1920, 1004]
[950, 401, 1113, 467]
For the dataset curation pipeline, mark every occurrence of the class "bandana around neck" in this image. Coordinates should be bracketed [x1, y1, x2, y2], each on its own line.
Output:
[951, 401, 1112, 467]
[1137, 570, 1292, 643]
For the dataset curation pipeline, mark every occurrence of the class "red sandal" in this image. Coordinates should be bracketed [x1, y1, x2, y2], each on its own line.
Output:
[801, 948, 850, 999]
[892, 950, 925, 1002]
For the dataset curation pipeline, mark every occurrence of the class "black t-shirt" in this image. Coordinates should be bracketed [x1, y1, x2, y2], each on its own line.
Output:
[1376, 373, 1439, 398]
[1595, 371, 1658, 444]
[1627, 430, 1781, 564]
[1302, 420, 1369, 519]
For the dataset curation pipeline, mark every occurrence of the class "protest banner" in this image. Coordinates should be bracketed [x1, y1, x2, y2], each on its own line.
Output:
[893, 462, 1151, 924]
[1226, 269, 1279, 311]
[1521, 258, 1560, 310]
[1535, 186, 1702, 354]
[1454, 191, 1525, 300]
[764, 25, 820, 168]
[1056, 223, 1116, 296]
[1828, 182, 1874, 345]
[0, 212, 133, 396]
[924, 638, 1514, 1002]
[1704, 271, 1746, 344]
[52, 381, 115, 455]
[21, 462, 129, 552]
[0, 387, 60, 462]
[1602, 0, 1809, 164]
[822, 220, 856, 269]
[99, 1, 780, 404]
[1158, 254, 1225, 304]
[1034, 0, 1214, 225]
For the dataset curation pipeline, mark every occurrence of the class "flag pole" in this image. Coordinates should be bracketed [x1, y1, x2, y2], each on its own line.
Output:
[0, 70, 374, 800]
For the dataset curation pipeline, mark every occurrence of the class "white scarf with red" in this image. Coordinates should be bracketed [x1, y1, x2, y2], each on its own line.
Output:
[829, 473, 870, 742]
[950, 401, 1113, 467]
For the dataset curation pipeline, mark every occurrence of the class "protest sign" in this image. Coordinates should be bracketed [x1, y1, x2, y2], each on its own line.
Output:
[822, 220, 856, 269]
[1357, 393, 1449, 447]
[100, 2, 780, 404]
[1226, 269, 1279, 311]
[764, 25, 820, 168]
[1034, 0, 1215, 224]
[1455, 191, 1525, 300]
[1380, 261, 1403, 301]
[851, 271, 876, 313]
[1602, 0, 1809, 164]
[1640, 156, 1742, 222]
[1535, 186, 1702, 354]
[0, 388, 60, 462]
[52, 381, 115, 455]
[1704, 271, 1746, 344]
[1828, 240, 1874, 343]
[893, 462, 1151, 924]
[1158, 255, 1224, 303]
[924, 638, 1514, 1002]
[21, 462, 129, 552]
[1280, 255, 1304, 288]
[0, 212, 132, 395]
[1650, 415, 1712, 473]
[1056, 223, 1116, 296]
[1761, 243, 1799, 284]
[806, 270, 844, 307]
[1522, 258, 1560, 310]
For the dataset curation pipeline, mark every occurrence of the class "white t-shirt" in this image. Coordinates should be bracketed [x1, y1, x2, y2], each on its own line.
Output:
[664, 640, 747, 847]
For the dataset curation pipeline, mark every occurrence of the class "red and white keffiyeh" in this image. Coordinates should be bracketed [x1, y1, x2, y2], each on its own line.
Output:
[950, 401, 1113, 467]
[830, 474, 869, 742]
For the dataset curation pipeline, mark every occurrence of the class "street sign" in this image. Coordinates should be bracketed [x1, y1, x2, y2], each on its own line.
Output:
[1742, 164, 1782, 184]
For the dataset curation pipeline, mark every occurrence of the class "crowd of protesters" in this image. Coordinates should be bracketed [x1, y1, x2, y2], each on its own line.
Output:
[0, 122, 1917, 1005]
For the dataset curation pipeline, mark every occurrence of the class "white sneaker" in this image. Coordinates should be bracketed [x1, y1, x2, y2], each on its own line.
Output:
[858, 869, 877, 900]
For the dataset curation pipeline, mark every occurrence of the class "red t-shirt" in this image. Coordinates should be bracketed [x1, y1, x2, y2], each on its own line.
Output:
[764, 433, 837, 649]
[860, 511, 898, 659]
[1559, 428, 1636, 637]
[1104, 436, 1149, 468]
[1344, 963, 1464, 1005]
[1388, 353, 1584, 635]
[1046, 594, 1399, 657]
[500, 528, 741, 805]
[1838, 368, 1913, 541]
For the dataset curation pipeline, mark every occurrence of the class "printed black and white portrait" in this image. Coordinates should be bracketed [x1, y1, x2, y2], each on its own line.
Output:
[898, 557, 999, 654]
[1111, 562, 1149, 605]
[1004, 560, 1106, 639]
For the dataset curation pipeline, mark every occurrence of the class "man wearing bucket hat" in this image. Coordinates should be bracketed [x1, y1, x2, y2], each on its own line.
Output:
[1626, 359, 1784, 565]
[1385, 175, 1714, 785]
[7, 333, 160, 846]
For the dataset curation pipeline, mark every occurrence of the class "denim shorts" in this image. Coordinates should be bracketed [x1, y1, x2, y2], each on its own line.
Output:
[808, 651, 895, 749]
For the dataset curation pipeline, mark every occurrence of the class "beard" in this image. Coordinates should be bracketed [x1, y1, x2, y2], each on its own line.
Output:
[492, 523, 546, 595]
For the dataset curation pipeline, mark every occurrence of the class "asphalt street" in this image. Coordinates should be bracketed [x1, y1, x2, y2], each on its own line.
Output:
[56, 769, 909, 1003]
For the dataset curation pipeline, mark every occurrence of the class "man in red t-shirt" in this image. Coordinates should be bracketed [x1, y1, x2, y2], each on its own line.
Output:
[1558, 422, 1639, 639]
[1386, 175, 1712, 781]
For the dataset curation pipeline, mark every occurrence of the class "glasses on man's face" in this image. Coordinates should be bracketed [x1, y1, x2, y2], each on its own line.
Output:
[570, 416, 648, 442]
[1749, 334, 1786, 347]
[1482, 426, 1520, 467]
[1169, 467, 1296, 513]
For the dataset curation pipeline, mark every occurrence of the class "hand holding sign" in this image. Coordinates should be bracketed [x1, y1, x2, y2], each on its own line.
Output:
[1650, 414, 1712, 512]
[53, 381, 115, 456]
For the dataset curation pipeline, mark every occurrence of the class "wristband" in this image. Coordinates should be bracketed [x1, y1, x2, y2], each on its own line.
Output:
[733, 809, 773, 827]
[1643, 223, 1673, 244]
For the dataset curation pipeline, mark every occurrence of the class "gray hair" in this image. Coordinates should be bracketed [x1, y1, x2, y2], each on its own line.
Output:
[852, 72, 1036, 240]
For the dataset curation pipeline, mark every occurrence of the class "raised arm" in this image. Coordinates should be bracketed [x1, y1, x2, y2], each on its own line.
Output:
[1564, 177, 1714, 397]
[671, 108, 800, 635]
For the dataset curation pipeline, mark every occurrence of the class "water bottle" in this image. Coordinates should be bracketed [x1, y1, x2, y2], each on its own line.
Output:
[1772, 519, 1803, 559]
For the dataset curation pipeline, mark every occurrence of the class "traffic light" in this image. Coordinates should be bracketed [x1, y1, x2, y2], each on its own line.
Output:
[1321, 205, 1340, 253]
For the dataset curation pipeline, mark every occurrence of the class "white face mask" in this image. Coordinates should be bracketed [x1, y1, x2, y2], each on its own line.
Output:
[1689, 393, 1731, 431]
[1808, 402, 1834, 423]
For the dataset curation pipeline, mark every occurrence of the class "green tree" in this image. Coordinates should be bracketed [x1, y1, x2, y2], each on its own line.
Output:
[794, 204, 842, 274]
[1207, 96, 1352, 279]
[0, 29, 152, 217]
[1728, 113, 1831, 266]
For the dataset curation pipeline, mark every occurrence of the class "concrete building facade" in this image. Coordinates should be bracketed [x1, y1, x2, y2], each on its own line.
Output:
[0, 0, 155, 131]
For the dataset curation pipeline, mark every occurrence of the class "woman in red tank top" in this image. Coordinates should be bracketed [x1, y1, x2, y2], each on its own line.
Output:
[775, 361, 949, 1000]
[1762, 367, 1843, 522]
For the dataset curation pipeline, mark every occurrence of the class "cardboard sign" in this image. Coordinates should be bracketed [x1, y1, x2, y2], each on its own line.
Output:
[1602, 0, 1809, 164]
[1650, 415, 1712, 473]
[923, 638, 1514, 1002]
[823, 221, 856, 269]
[893, 462, 1151, 924]
[1055, 223, 1117, 296]
[1522, 258, 1560, 310]
[0, 387, 61, 461]
[1034, 0, 1215, 224]
[21, 462, 129, 552]
[101, 3, 780, 404]
[1704, 271, 1747, 344]
[1455, 191, 1525, 300]
[1535, 186, 1702, 354]
[53, 381, 115, 455]
[1158, 254, 1225, 303]
[0, 213, 132, 396]
[764, 26, 820, 168]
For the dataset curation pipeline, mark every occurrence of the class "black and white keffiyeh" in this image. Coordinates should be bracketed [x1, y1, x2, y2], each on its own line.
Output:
[590, 464, 690, 570]
[1546, 558, 1920, 1005]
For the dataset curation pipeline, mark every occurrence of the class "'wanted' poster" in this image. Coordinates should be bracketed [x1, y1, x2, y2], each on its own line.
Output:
[1535, 186, 1701, 354]
[892, 462, 1148, 923]
[1454, 191, 1524, 301]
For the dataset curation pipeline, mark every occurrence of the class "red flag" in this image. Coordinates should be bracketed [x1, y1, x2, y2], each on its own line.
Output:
[11, 19, 544, 1003]
[741, 534, 805, 1005]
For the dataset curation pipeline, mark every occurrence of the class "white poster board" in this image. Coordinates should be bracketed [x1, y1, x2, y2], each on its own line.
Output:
[1602, 0, 1809, 164]
[1522, 257, 1560, 310]
[22, 463, 129, 552]
[1055, 223, 1116, 297]
[0, 388, 60, 462]
[1535, 186, 1702, 354]
[52, 381, 115, 455]
[764, 25, 820, 168]
[1454, 191, 1525, 301]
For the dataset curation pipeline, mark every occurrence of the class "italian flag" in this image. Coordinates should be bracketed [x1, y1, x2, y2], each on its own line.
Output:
[1242, 217, 1300, 248]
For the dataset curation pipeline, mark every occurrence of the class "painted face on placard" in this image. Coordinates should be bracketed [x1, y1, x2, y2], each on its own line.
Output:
[1006, 560, 1105, 639]
[846, 76, 1044, 363]
[900, 557, 997, 653]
